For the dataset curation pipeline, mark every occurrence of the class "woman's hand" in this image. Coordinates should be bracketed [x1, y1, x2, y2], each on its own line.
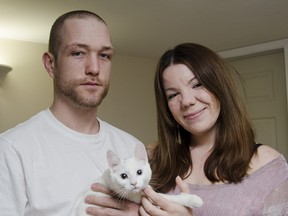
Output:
[139, 176, 194, 216]
[84, 183, 140, 216]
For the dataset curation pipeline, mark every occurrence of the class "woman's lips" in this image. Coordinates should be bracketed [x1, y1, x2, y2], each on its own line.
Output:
[184, 108, 205, 119]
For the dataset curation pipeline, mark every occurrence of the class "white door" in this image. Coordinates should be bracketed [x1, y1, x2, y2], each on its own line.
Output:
[228, 51, 288, 159]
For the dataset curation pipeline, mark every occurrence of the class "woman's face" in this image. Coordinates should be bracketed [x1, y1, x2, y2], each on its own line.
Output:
[163, 64, 220, 138]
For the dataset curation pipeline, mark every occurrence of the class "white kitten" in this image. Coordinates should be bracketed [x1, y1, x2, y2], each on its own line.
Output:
[74, 143, 203, 215]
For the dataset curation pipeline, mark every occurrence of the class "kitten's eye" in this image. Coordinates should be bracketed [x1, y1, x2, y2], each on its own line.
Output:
[137, 169, 142, 175]
[120, 173, 128, 179]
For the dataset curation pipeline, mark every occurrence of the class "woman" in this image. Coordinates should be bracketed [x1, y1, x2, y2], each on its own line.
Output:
[140, 43, 288, 216]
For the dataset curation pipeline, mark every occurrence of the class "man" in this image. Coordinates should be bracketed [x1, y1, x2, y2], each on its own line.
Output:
[0, 10, 140, 216]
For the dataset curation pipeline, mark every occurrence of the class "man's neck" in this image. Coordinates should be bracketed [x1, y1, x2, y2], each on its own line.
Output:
[49, 103, 100, 134]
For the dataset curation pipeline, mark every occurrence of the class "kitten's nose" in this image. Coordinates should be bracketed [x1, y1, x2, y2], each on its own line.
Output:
[131, 181, 137, 186]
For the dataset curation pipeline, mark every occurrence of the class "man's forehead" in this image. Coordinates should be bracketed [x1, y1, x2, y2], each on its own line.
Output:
[60, 18, 112, 47]
[62, 17, 107, 31]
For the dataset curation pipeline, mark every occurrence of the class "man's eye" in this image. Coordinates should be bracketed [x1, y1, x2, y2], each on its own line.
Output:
[72, 51, 85, 57]
[99, 53, 111, 60]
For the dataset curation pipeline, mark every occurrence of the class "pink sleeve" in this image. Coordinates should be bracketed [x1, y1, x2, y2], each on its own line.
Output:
[258, 178, 288, 215]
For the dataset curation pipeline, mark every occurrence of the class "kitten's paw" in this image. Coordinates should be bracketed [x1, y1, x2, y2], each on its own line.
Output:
[181, 193, 203, 208]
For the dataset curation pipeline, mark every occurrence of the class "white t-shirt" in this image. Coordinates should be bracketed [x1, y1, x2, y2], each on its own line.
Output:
[0, 109, 143, 216]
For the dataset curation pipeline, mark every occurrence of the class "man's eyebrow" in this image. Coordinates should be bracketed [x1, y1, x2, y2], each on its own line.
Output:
[64, 43, 114, 53]
[101, 46, 114, 53]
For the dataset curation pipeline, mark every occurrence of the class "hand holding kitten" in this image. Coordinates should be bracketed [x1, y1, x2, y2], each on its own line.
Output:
[84, 183, 140, 216]
[139, 176, 197, 216]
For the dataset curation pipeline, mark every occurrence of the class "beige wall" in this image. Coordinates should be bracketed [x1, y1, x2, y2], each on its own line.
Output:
[0, 38, 157, 145]
[98, 54, 158, 145]
[0, 38, 53, 131]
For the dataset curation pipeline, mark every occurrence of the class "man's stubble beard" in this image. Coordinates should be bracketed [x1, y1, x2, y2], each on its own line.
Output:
[55, 76, 109, 109]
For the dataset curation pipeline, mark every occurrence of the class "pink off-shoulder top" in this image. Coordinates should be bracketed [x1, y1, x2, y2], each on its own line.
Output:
[169, 155, 288, 216]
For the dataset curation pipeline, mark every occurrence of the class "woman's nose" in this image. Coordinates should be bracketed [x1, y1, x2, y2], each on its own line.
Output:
[180, 91, 196, 108]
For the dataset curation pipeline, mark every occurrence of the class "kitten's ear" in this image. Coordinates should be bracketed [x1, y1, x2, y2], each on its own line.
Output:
[135, 143, 148, 162]
[107, 150, 120, 168]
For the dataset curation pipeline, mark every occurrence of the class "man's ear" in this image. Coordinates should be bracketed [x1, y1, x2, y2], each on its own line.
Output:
[42, 52, 56, 78]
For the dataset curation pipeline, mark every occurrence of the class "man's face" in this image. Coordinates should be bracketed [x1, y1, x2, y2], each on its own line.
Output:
[53, 17, 114, 109]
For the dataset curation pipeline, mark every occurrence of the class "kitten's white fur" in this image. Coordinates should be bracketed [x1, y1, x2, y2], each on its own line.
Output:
[74, 143, 203, 215]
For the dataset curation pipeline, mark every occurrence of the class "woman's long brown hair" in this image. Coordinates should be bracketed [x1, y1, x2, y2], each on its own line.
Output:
[150, 43, 256, 193]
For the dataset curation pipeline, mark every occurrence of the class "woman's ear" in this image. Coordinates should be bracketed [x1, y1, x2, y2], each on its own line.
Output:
[42, 52, 56, 78]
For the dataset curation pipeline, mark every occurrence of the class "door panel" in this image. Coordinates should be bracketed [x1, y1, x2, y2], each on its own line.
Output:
[229, 51, 288, 158]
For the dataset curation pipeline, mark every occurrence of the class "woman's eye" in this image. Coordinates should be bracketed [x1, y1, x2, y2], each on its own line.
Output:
[192, 82, 202, 88]
[167, 93, 178, 100]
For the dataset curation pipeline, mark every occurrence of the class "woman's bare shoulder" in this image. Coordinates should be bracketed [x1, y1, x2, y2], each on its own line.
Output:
[249, 145, 281, 173]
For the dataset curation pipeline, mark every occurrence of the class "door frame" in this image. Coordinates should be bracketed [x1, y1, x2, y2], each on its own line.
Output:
[217, 38, 288, 114]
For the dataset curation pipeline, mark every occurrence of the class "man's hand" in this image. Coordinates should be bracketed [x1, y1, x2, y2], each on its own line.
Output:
[84, 183, 140, 216]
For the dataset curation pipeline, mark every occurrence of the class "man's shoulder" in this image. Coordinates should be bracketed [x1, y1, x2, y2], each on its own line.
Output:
[99, 119, 139, 140]
[98, 119, 144, 156]
[0, 110, 48, 140]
